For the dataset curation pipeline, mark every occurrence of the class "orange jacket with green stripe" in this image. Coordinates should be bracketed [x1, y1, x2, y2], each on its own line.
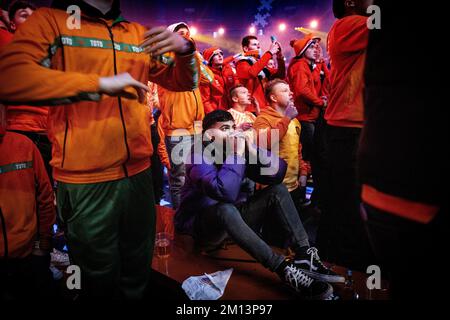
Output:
[0, 7, 199, 184]
[0, 132, 56, 258]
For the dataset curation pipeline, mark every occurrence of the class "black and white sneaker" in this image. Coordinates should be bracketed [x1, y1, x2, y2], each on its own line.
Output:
[295, 247, 345, 283]
[281, 263, 334, 300]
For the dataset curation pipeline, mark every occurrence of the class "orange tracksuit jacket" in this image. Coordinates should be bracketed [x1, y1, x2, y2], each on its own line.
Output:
[0, 132, 55, 258]
[0, 7, 199, 184]
[0, 27, 49, 134]
[325, 15, 369, 128]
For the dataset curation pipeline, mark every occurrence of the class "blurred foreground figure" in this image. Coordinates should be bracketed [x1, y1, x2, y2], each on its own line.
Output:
[358, 0, 447, 299]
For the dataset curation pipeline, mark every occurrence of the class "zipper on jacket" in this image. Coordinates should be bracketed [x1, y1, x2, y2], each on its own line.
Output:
[61, 119, 69, 169]
[0, 207, 8, 259]
[107, 25, 130, 177]
[193, 90, 199, 121]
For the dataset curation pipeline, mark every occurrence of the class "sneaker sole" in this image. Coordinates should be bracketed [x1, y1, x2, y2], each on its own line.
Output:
[300, 269, 345, 284]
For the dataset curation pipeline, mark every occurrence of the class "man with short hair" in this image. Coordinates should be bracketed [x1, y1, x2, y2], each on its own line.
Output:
[176, 109, 336, 300]
[228, 84, 256, 136]
[254, 80, 329, 239]
[8, 0, 35, 32]
[236, 35, 285, 113]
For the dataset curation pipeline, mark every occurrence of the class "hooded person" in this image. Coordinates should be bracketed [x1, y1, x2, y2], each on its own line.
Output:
[199, 46, 238, 114]
[157, 21, 214, 210]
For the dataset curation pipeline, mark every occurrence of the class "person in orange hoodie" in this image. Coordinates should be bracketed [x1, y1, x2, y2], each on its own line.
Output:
[0, 103, 56, 300]
[236, 35, 285, 113]
[200, 46, 238, 114]
[253, 79, 344, 284]
[253, 80, 310, 220]
[158, 22, 214, 210]
[315, 0, 375, 270]
[0, 0, 199, 299]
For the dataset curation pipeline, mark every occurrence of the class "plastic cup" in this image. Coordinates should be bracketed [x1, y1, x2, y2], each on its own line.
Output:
[155, 232, 171, 259]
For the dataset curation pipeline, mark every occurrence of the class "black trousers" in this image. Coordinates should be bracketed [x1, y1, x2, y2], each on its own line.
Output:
[316, 125, 374, 271]
[0, 255, 55, 300]
[363, 204, 448, 300]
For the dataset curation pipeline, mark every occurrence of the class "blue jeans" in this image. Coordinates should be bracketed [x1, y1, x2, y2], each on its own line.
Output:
[194, 184, 310, 272]
[165, 135, 194, 209]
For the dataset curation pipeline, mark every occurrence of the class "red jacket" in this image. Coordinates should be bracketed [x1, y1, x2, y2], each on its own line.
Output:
[0, 132, 55, 258]
[200, 63, 237, 114]
[325, 15, 369, 128]
[288, 57, 325, 122]
[236, 51, 285, 113]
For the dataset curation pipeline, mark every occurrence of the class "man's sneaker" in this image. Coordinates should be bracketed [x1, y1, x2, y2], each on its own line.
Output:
[280, 263, 333, 300]
[299, 198, 312, 208]
[50, 249, 70, 267]
[295, 247, 345, 283]
[50, 265, 64, 281]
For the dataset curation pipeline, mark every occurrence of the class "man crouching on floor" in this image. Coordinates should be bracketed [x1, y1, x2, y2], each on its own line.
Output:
[175, 110, 335, 300]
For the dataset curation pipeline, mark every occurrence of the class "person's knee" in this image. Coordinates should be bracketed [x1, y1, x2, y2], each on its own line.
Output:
[215, 203, 240, 222]
[268, 183, 289, 196]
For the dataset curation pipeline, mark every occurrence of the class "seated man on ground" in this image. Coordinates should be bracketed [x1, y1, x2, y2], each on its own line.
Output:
[175, 110, 340, 300]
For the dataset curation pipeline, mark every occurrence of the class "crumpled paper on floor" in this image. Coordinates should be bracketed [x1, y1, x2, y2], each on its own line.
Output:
[182, 268, 233, 300]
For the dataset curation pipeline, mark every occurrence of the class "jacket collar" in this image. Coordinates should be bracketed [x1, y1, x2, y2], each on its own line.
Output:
[260, 106, 285, 120]
[51, 0, 124, 21]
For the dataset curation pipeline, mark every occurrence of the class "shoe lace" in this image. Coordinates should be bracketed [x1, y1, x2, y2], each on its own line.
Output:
[285, 265, 314, 290]
[307, 247, 327, 271]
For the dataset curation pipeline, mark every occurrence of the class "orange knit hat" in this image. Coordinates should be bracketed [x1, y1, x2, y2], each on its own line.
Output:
[203, 46, 222, 65]
[290, 34, 321, 57]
